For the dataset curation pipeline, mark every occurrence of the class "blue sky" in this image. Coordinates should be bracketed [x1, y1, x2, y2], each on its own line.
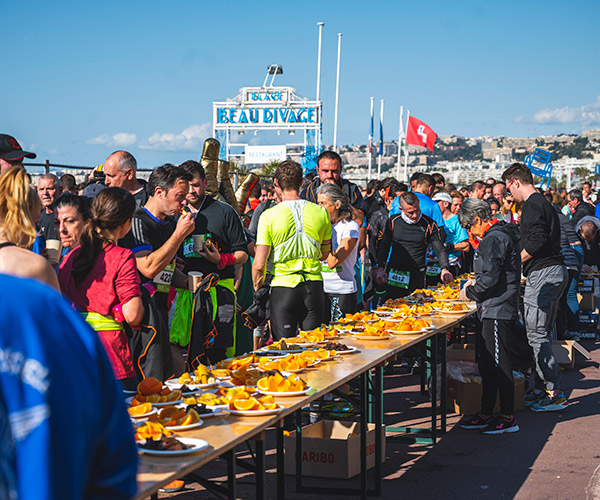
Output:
[5, 0, 600, 168]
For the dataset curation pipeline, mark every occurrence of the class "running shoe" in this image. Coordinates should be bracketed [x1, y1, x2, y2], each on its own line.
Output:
[524, 389, 545, 407]
[460, 413, 493, 430]
[529, 392, 569, 412]
[480, 416, 520, 434]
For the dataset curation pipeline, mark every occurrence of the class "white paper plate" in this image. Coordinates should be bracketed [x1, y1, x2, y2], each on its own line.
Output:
[226, 406, 284, 416]
[128, 407, 157, 419]
[164, 419, 204, 431]
[434, 308, 475, 315]
[389, 326, 435, 334]
[137, 437, 210, 455]
[257, 386, 312, 397]
[165, 379, 218, 390]
[126, 396, 182, 407]
[335, 346, 360, 355]
[351, 334, 394, 341]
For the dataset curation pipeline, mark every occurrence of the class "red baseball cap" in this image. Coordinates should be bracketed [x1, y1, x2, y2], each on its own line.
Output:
[0, 134, 36, 161]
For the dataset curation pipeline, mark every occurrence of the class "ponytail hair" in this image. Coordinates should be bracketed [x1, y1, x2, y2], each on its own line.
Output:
[0, 167, 38, 248]
[72, 187, 136, 286]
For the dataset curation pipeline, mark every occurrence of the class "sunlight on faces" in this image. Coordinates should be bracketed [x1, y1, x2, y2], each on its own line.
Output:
[157, 179, 189, 216]
[317, 157, 341, 184]
[400, 199, 421, 222]
[317, 192, 340, 222]
[186, 173, 207, 208]
[451, 197, 462, 215]
[37, 178, 60, 208]
[104, 158, 132, 188]
[55, 205, 88, 249]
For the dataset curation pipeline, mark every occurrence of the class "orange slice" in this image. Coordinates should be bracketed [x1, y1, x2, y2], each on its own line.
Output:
[128, 403, 152, 416]
[257, 377, 269, 392]
[232, 397, 257, 411]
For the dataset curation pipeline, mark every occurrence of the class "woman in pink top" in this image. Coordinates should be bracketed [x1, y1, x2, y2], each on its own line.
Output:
[59, 188, 144, 386]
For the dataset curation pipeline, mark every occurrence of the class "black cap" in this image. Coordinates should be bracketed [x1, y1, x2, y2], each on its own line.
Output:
[0, 134, 36, 161]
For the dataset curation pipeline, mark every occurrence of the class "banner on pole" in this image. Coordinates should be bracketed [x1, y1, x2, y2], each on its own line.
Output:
[406, 116, 437, 152]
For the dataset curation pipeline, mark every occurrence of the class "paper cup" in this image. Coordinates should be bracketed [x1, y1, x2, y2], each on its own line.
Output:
[188, 271, 204, 292]
[193, 234, 205, 252]
[46, 239, 62, 265]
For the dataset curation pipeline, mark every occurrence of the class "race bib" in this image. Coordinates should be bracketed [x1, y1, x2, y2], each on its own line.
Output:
[387, 268, 410, 289]
[154, 262, 175, 293]
[426, 263, 441, 276]
[183, 237, 198, 258]
[321, 261, 342, 274]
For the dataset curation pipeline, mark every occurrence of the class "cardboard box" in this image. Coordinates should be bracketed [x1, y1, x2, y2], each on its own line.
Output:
[284, 420, 385, 479]
[552, 340, 591, 369]
[446, 344, 525, 415]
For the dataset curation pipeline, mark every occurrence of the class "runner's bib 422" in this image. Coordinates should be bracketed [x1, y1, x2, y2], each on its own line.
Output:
[154, 261, 175, 293]
[387, 268, 410, 289]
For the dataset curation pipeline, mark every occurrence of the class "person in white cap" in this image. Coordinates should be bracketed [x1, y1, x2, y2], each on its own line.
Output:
[433, 191, 470, 277]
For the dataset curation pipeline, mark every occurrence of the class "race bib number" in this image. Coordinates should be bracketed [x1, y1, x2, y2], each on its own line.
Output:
[426, 263, 441, 276]
[321, 261, 342, 274]
[154, 262, 175, 293]
[387, 268, 410, 289]
[183, 237, 198, 258]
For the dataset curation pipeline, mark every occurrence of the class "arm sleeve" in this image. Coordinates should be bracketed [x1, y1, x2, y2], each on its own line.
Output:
[115, 252, 142, 305]
[376, 217, 393, 268]
[256, 211, 272, 247]
[522, 202, 550, 257]
[120, 217, 152, 254]
[465, 235, 506, 302]
[428, 221, 450, 269]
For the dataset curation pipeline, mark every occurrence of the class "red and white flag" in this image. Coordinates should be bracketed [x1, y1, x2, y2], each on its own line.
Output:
[406, 115, 437, 152]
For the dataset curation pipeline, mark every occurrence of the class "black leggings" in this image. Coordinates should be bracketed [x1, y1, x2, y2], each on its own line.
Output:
[270, 281, 324, 339]
[479, 318, 515, 415]
[324, 292, 357, 323]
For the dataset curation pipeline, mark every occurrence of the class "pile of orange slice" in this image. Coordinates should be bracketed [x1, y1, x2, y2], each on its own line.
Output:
[256, 372, 306, 393]
[228, 392, 279, 411]
[128, 402, 153, 417]
[230, 366, 262, 386]
[183, 392, 228, 406]
[131, 377, 182, 404]
[433, 302, 470, 311]
[215, 355, 255, 371]
[354, 320, 394, 337]
[147, 405, 201, 427]
[135, 421, 174, 441]
[393, 318, 431, 331]
[339, 311, 379, 323]
[432, 286, 459, 300]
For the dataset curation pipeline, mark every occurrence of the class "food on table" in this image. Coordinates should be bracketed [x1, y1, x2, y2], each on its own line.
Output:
[229, 366, 262, 386]
[411, 288, 434, 297]
[321, 342, 351, 351]
[131, 377, 182, 404]
[210, 368, 231, 379]
[433, 301, 472, 311]
[431, 286, 460, 300]
[393, 318, 431, 331]
[228, 393, 279, 411]
[146, 405, 202, 427]
[138, 435, 191, 451]
[215, 355, 256, 370]
[256, 372, 306, 393]
[353, 320, 395, 337]
[183, 392, 228, 407]
[257, 351, 322, 372]
[178, 368, 216, 386]
[128, 402, 153, 417]
[134, 421, 174, 441]
[312, 347, 337, 360]
[338, 311, 379, 323]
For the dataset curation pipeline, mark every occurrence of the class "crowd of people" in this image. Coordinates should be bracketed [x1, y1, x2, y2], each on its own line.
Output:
[1, 130, 599, 495]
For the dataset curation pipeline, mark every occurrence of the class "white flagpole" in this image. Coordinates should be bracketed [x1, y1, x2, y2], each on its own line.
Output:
[404, 110, 411, 183]
[397, 106, 404, 180]
[378, 99, 384, 179]
[316, 22, 324, 154]
[368, 97, 374, 180]
[333, 33, 342, 151]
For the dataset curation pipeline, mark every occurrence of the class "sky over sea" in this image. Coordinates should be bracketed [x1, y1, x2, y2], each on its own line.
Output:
[5, 0, 600, 168]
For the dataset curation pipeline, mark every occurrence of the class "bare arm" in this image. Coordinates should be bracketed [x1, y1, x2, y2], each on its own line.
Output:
[454, 240, 470, 252]
[327, 237, 358, 268]
[122, 296, 144, 327]
[320, 239, 331, 261]
[252, 244, 271, 290]
[521, 248, 532, 263]
[135, 213, 195, 279]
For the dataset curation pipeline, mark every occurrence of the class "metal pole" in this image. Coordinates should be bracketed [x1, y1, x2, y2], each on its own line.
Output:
[368, 97, 374, 180]
[333, 33, 342, 151]
[316, 22, 324, 102]
[44, 159, 50, 174]
[377, 99, 384, 179]
[397, 106, 404, 180]
[404, 110, 411, 183]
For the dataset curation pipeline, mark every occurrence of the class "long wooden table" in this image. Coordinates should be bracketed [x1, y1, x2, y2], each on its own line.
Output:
[135, 309, 476, 500]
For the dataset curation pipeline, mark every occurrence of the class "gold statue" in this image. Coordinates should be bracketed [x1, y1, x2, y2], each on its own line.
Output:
[235, 173, 260, 212]
[199, 138, 220, 198]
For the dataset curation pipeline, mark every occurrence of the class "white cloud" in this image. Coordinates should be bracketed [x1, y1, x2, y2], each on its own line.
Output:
[86, 132, 137, 147]
[139, 123, 212, 151]
[516, 96, 600, 125]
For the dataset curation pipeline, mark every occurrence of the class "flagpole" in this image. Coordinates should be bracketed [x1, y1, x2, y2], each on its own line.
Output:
[378, 99, 384, 179]
[368, 97, 374, 180]
[333, 33, 342, 151]
[397, 106, 404, 180]
[404, 110, 411, 183]
[316, 22, 324, 155]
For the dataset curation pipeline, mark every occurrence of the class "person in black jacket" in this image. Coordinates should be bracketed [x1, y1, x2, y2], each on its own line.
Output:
[568, 188, 596, 227]
[458, 198, 521, 434]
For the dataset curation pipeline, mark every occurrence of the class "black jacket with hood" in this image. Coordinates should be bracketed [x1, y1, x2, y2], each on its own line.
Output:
[465, 221, 521, 320]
